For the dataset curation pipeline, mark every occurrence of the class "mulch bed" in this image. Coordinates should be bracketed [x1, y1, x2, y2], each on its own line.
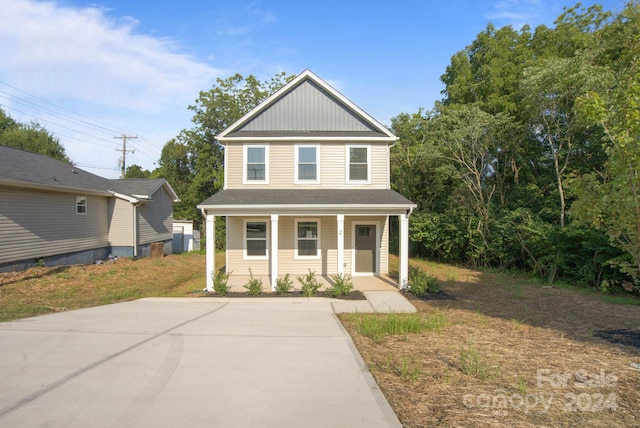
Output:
[203, 290, 366, 300]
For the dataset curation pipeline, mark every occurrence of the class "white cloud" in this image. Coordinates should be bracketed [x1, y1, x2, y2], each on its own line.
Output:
[0, 0, 222, 112]
[0, 0, 225, 177]
[488, 0, 547, 28]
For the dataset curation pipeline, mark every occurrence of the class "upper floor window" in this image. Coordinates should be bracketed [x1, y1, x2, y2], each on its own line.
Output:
[295, 145, 320, 184]
[243, 145, 269, 184]
[76, 196, 87, 215]
[346, 145, 370, 183]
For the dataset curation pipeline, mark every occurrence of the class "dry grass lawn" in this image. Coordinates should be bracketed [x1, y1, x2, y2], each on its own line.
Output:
[0, 252, 222, 321]
[2, 252, 639, 427]
[340, 257, 640, 427]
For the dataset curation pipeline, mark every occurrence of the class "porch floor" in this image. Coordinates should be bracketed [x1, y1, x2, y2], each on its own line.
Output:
[224, 272, 399, 293]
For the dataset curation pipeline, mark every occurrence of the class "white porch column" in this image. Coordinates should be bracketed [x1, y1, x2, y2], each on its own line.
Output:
[270, 215, 279, 291]
[205, 213, 215, 291]
[337, 214, 344, 276]
[399, 213, 409, 289]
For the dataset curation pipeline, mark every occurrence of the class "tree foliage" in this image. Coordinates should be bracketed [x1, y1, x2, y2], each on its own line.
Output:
[0, 108, 71, 163]
[394, 1, 639, 293]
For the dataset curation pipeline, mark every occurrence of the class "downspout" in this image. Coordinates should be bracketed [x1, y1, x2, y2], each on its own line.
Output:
[132, 203, 141, 258]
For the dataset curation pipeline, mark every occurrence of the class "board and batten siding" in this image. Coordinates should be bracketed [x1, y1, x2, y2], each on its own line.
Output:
[0, 187, 109, 264]
[137, 187, 173, 245]
[241, 80, 375, 132]
[225, 142, 389, 189]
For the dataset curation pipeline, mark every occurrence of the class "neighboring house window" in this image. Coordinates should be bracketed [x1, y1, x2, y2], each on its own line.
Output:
[76, 196, 87, 215]
[346, 145, 370, 183]
[295, 145, 320, 183]
[295, 219, 320, 258]
[245, 220, 268, 258]
[243, 145, 269, 183]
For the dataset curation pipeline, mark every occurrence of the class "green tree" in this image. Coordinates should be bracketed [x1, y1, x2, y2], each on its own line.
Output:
[124, 164, 151, 178]
[0, 109, 70, 163]
[572, 1, 640, 290]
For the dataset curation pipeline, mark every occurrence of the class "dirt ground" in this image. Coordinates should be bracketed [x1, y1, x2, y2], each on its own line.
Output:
[340, 261, 640, 428]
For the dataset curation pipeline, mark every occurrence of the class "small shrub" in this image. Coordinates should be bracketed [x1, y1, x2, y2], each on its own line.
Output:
[407, 265, 440, 297]
[325, 273, 354, 297]
[212, 270, 232, 295]
[243, 269, 263, 296]
[297, 269, 321, 297]
[275, 274, 293, 295]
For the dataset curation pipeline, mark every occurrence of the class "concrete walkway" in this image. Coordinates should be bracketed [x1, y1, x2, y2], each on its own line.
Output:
[0, 298, 403, 428]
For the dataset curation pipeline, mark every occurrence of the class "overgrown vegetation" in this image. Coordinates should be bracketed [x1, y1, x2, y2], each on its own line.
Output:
[297, 269, 322, 297]
[324, 273, 354, 297]
[349, 309, 449, 343]
[391, 2, 640, 294]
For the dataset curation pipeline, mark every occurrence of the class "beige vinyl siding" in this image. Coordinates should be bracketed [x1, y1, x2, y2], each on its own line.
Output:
[226, 216, 270, 275]
[225, 142, 389, 189]
[107, 198, 133, 246]
[277, 216, 338, 276]
[224, 215, 388, 278]
[0, 187, 109, 264]
[137, 187, 173, 245]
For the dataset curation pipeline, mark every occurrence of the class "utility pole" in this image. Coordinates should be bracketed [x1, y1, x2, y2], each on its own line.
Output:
[114, 134, 137, 178]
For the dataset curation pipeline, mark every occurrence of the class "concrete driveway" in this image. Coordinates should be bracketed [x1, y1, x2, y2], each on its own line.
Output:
[0, 298, 402, 427]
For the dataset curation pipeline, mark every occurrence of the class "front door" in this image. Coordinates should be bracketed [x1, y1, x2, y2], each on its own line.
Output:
[355, 224, 376, 273]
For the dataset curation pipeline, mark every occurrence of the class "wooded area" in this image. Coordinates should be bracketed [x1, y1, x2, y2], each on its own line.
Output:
[391, 2, 640, 293]
[3, 2, 638, 294]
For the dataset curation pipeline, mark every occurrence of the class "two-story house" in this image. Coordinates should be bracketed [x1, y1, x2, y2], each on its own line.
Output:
[198, 70, 416, 291]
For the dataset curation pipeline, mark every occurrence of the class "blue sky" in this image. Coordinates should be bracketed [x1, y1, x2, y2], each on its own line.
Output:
[0, 0, 627, 178]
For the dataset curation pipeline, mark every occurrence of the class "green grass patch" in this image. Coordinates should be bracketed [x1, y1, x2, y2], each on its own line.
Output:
[350, 309, 449, 342]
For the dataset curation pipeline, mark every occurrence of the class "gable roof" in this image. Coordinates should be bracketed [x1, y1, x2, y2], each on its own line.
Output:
[217, 70, 397, 142]
[0, 145, 179, 203]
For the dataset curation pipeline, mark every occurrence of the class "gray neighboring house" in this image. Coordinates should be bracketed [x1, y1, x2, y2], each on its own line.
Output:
[0, 145, 180, 272]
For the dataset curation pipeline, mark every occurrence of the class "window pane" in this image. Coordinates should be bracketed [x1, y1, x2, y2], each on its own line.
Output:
[298, 164, 317, 180]
[298, 222, 318, 238]
[350, 147, 367, 163]
[247, 240, 267, 256]
[350, 164, 368, 181]
[247, 164, 265, 180]
[247, 222, 266, 239]
[247, 147, 265, 163]
[298, 147, 316, 163]
[298, 240, 317, 256]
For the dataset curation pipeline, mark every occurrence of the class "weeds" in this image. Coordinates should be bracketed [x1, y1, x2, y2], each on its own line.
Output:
[351, 309, 449, 342]
[459, 342, 492, 380]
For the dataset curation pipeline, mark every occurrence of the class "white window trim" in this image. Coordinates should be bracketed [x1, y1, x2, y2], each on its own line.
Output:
[243, 145, 269, 184]
[294, 218, 321, 260]
[345, 144, 371, 184]
[243, 218, 269, 260]
[294, 144, 320, 184]
[76, 196, 87, 215]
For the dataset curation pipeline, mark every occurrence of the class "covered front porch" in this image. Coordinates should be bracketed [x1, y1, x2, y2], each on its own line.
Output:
[197, 189, 417, 292]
